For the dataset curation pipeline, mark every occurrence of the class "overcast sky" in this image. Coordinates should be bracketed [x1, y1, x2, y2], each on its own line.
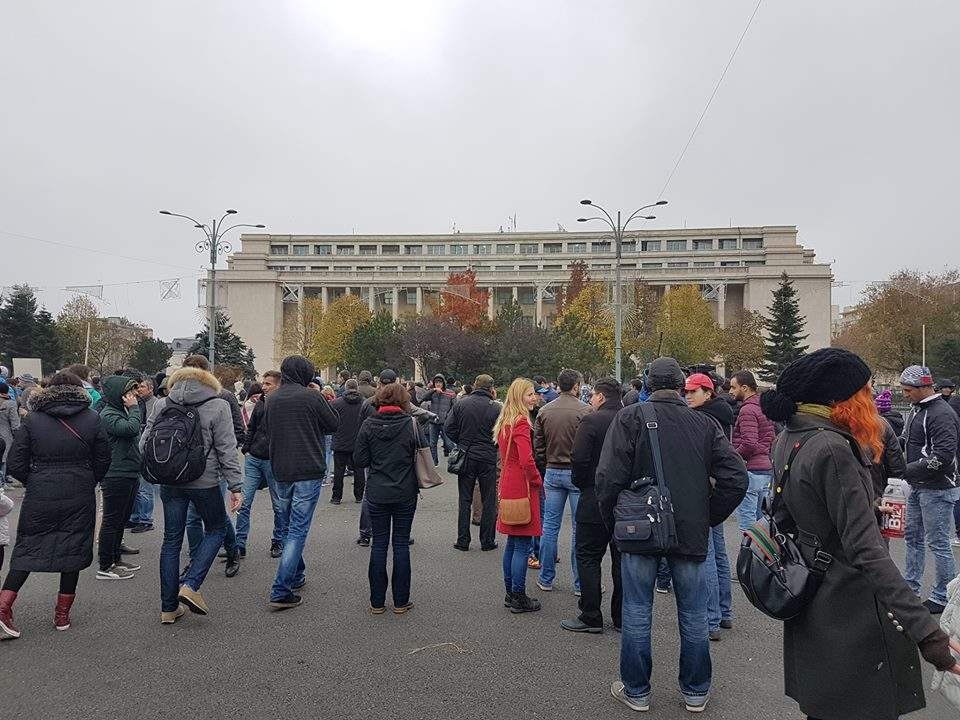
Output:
[1, 1, 956, 341]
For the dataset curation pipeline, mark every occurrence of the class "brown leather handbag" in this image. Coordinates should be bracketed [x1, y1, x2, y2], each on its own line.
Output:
[411, 418, 443, 489]
[497, 425, 531, 525]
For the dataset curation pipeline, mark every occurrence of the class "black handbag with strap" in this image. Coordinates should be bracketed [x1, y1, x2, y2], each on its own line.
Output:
[737, 428, 836, 621]
[612, 403, 679, 554]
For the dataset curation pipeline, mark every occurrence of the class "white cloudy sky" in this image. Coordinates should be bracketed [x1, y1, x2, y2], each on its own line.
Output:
[1, 1, 956, 340]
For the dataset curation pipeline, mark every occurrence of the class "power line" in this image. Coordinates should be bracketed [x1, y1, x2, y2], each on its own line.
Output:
[0, 228, 200, 272]
[658, 0, 764, 198]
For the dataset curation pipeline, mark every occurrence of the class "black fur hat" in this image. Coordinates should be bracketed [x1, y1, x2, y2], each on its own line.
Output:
[760, 348, 871, 422]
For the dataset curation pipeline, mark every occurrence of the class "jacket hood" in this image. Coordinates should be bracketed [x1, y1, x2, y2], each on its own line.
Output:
[167, 366, 221, 405]
[280, 355, 316, 387]
[432, 374, 447, 390]
[30, 384, 91, 417]
[698, 396, 734, 426]
[367, 410, 413, 441]
[102, 375, 139, 409]
[343, 389, 363, 404]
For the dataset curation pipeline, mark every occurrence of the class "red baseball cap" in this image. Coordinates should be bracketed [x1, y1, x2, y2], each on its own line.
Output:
[684, 373, 715, 392]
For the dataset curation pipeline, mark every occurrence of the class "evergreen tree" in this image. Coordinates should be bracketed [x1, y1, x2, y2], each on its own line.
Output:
[761, 272, 809, 382]
[190, 310, 256, 376]
[0, 285, 63, 373]
[130, 336, 174, 375]
[34, 309, 63, 371]
[343, 313, 405, 375]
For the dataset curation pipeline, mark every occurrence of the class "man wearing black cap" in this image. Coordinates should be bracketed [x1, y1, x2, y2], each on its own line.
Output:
[596, 357, 747, 713]
[936, 378, 960, 416]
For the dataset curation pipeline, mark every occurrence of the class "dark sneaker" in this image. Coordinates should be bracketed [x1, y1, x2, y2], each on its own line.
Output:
[504, 592, 513, 607]
[114, 560, 141, 573]
[130, 523, 153, 534]
[709, 629, 722, 641]
[330, 498, 342, 505]
[270, 593, 303, 609]
[453, 543, 469, 552]
[719, 618, 733, 629]
[96, 565, 134, 580]
[481, 543, 499, 551]
[561, 618, 603, 634]
[119, 543, 140, 555]
[225, 552, 240, 578]
[238, 547, 246, 559]
[510, 593, 542, 614]
[269, 541, 283, 558]
[924, 599, 947, 614]
[357, 536, 371, 547]
[655, 580, 671, 594]
[611, 681, 650, 712]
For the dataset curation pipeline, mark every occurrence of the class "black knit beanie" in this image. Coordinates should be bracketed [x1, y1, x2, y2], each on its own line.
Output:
[648, 357, 685, 392]
[760, 348, 872, 422]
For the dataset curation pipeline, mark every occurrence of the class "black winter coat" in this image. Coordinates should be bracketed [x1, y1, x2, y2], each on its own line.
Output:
[870, 420, 907, 501]
[696, 396, 734, 439]
[773, 412, 951, 720]
[444, 388, 501, 465]
[595, 391, 748, 560]
[266, 357, 340, 483]
[7, 385, 111, 573]
[331, 389, 365, 452]
[880, 409, 905, 438]
[903, 395, 959, 489]
[220, 389, 245, 445]
[241, 397, 269, 460]
[572, 401, 619, 525]
[353, 409, 418, 504]
[422, 386, 455, 423]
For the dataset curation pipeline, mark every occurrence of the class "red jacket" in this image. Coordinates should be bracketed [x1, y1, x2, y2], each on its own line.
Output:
[495, 416, 543, 537]
[732, 394, 775, 471]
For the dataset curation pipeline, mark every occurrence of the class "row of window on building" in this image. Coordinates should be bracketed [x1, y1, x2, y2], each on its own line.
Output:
[266, 259, 767, 272]
[268, 237, 765, 257]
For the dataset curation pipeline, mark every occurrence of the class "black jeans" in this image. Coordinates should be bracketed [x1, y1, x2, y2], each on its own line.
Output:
[3, 569, 79, 594]
[368, 496, 417, 609]
[457, 458, 497, 548]
[98, 477, 138, 570]
[575, 520, 622, 628]
[332, 451, 365, 502]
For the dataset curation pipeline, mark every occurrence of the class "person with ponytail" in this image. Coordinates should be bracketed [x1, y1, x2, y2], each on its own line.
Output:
[758, 348, 959, 720]
[493, 378, 543, 614]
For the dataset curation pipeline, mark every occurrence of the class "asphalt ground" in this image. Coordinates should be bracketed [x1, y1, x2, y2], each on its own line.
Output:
[1, 470, 954, 720]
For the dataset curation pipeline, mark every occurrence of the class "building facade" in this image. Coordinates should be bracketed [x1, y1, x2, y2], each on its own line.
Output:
[216, 226, 833, 372]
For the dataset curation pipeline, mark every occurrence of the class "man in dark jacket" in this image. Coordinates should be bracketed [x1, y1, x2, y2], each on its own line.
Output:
[97, 375, 143, 580]
[265, 355, 339, 609]
[236, 370, 286, 559]
[445, 374, 501, 551]
[900, 365, 960, 613]
[422, 374, 456, 465]
[596, 357, 747, 713]
[730, 370, 776, 531]
[562, 377, 622, 634]
[331, 379, 366, 504]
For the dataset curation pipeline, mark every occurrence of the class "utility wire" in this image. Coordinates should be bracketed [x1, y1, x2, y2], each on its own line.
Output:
[658, 0, 764, 198]
[0, 228, 200, 272]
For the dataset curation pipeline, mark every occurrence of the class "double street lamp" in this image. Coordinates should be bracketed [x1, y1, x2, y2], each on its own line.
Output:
[159, 209, 265, 370]
[577, 198, 668, 382]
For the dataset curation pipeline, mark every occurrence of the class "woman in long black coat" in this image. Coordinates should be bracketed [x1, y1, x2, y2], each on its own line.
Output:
[0, 371, 110, 640]
[760, 349, 958, 720]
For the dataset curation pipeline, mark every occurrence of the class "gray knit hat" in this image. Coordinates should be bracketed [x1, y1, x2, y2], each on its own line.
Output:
[647, 357, 685, 392]
[899, 365, 934, 388]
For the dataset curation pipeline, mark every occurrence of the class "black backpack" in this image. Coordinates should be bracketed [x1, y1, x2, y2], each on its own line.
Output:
[142, 398, 215, 485]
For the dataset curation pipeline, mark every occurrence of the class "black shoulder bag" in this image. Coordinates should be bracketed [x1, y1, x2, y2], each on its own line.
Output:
[612, 403, 679, 554]
[737, 428, 835, 621]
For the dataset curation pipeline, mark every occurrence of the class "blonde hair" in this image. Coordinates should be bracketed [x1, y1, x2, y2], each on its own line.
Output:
[493, 378, 534, 443]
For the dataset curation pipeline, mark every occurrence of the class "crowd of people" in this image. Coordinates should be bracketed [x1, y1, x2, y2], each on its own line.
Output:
[0, 350, 959, 718]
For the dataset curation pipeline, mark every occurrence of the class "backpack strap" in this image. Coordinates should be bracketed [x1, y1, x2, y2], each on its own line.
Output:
[638, 403, 668, 497]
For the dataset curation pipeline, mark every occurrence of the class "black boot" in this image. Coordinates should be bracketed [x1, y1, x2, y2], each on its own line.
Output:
[510, 592, 542, 614]
[503, 591, 513, 608]
[225, 550, 240, 578]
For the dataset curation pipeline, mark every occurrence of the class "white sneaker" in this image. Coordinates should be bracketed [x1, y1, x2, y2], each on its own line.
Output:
[952, 537, 960, 547]
[536, 581, 553, 592]
[96, 565, 134, 580]
[611, 681, 650, 712]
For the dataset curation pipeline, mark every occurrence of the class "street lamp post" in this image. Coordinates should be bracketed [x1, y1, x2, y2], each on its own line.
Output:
[577, 198, 668, 382]
[159, 209, 265, 370]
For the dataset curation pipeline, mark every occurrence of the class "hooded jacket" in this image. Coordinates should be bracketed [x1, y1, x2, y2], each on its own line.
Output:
[332, 388, 365, 452]
[7, 383, 111, 572]
[697, 396, 735, 439]
[353, 408, 418, 504]
[0, 394, 20, 463]
[266, 356, 340, 482]
[422, 375, 455, 423]
[903, 394, 959, 490]
[99, 375, 143, 479]
[140, 366, 243, 492]
[595, 390, 748, 560]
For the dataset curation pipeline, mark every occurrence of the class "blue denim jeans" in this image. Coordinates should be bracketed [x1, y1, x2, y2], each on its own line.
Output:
[503, 535, 534, 594]
[270, 479, 321, 601]
[704, 525, 733, 631]
[905, 486, 960, 606]
[235, 456, 287, 551]
[129, 477, 157, 526]
[428, 422, 452, 465]
[620, 553, 711, 702]
[735, 470, 772, 531]
[530, 487, 546, 560]
[537, 468, 580, 590]
[368, 496, 417, 609]
[159, 485, 226, 612]
[186, 480, 237, 559]
[324, 435, 333, 480]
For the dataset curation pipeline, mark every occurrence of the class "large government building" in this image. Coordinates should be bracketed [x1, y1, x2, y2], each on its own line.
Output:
[216, 225, 832, 373]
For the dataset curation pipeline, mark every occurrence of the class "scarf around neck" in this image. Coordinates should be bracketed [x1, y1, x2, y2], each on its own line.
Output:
[797, 403, 832, 419]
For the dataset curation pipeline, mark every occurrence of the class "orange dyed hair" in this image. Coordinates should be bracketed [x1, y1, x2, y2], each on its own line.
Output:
[831, 384, 885, 463]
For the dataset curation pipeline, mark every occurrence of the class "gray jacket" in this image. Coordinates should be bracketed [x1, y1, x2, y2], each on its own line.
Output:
[0, 490, 12, 545]
[0, 396, 20, 463]
[140, 368, 242, 492]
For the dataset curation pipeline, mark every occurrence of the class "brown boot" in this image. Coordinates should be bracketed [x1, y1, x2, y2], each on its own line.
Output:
[0, 589, 20, 639]
[55, 593, 76, 631]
